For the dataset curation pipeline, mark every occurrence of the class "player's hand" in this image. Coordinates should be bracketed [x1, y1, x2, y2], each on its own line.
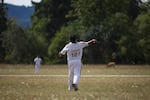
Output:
[92, 39, 96, 44]
[88, 39, 97, 44]
[58, 52, 62, 57]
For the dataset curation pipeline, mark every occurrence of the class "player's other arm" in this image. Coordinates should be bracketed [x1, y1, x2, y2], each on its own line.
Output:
[59, 45, 68, 57]
[87, 39, 97, 44]
[59, 51, 65, 57]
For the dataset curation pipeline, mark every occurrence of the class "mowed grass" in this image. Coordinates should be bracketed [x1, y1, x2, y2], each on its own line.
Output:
[0, 64, 150, 100]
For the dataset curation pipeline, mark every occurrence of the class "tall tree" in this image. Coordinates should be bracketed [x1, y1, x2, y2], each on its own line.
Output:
[2, 19, 47, 63]
[31, 0, 72, 41]
[68, 0, 131, 26]
[134, 13, 150, 64]
[31, 0, 149, 64]
[0, 0, 7, 62]
[128, 0, 142, 20]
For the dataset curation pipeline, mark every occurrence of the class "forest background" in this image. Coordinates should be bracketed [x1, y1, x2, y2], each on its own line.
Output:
[0, 0, 150, 64]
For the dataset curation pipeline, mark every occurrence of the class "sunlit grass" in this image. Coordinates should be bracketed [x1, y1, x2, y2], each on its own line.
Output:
[0, 64, 149, 75]
[0, 64, 150, 100]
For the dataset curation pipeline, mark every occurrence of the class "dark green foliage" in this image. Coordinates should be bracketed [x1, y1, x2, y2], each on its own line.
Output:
[0, 0, 149, 64]
[0, 2, 7, 62]
[80, 13, 133, 63]
[31, 0, 72, 40]
[134, 13, 150, 64]
[39, 0, 150, 64]
[1, 20, 47, 63]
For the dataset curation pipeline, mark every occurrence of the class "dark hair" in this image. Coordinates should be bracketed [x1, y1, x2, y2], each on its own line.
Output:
[69, 34, 77, 43]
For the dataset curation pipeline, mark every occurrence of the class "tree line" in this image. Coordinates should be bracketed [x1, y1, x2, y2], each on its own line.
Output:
[0, 0, 150, 64]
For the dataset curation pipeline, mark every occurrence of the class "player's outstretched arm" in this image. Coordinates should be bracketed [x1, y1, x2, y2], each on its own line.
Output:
[87, 39, 97, 44]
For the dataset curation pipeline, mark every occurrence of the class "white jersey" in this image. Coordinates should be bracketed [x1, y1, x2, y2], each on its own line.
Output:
[34, 57, 42, 65]
[60, 42, 89, 62]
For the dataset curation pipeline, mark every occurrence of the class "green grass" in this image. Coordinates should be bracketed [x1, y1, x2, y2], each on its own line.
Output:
[0, 64, 150, 100]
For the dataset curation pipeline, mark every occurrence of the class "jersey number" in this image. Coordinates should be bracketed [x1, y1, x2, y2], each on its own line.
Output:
[71, 50, 80, 57]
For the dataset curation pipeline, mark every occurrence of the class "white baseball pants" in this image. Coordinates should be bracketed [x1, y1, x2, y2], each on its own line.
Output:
[35, 64, 40, 73]
[68, 60, 82, 90]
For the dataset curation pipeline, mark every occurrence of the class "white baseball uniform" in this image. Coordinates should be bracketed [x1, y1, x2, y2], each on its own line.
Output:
[60, 41, 89, 90]
[34, 57, 42, 73]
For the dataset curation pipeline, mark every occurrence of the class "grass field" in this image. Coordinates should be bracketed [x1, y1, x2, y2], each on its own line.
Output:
[0, 64, 150, 100]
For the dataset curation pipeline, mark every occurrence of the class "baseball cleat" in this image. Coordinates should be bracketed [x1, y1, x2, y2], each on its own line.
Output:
[72, 84, 78, 91]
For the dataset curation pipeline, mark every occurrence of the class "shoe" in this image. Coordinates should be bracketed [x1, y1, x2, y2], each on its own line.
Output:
[72, 84, 78, 91]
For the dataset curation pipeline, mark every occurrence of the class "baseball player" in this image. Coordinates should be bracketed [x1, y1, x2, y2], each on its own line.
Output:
[34, 56, 42, 73]
[59, 34, 96, 91]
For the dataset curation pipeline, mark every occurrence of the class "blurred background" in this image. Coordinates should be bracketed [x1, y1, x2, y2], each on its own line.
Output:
[0, 0, 150, 64]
